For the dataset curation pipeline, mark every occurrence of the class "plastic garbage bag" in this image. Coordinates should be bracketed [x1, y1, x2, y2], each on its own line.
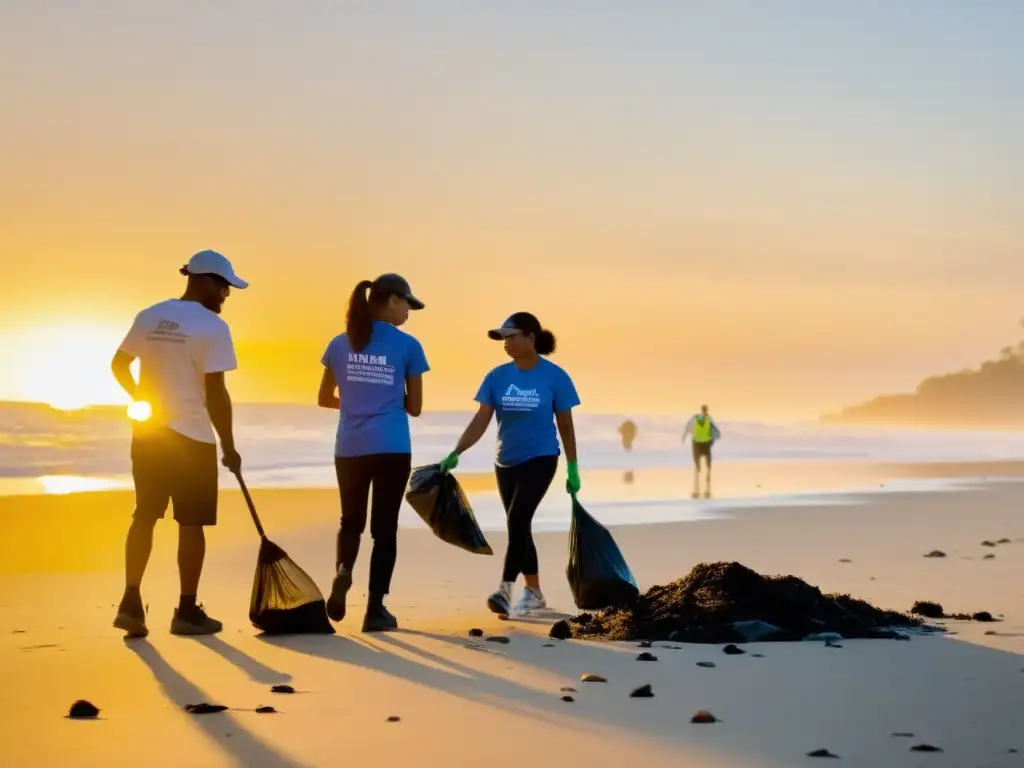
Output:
[234, 471, 333, 635]
[405, 465, 493, 555]
[249, 538, 335, 635]
[566, 496, 639, 609]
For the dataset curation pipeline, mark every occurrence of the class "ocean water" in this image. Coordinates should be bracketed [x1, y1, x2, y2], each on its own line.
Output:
[4, 402, 1022, 530]
[4, 402, 1024, 497]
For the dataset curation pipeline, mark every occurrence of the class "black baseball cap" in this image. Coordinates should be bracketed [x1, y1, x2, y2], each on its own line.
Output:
[488, 312, 542, 340]
[373, 273, 424, 310]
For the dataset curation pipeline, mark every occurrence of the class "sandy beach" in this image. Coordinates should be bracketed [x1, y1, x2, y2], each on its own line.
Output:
[2, 471, 1023, 767]
[5, 0, 1022, 764]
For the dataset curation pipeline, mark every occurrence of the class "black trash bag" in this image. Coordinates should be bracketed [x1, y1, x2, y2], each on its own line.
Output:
[566, 496, 639, 610]
[249, 538, 335, 635]
[405, 465, 493, 555]
[235, 471, 334, 635]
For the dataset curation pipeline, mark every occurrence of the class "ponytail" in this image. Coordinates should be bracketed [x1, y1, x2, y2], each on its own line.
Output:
[535, 329, 556, 356]
[346, 280, 375, 352]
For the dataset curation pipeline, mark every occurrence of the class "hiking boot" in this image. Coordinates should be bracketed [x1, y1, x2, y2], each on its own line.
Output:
[487, 582, 512, 617]
[513, 586, 547, 614]
[170, 604, 223, 636]
[326, 565, 353, 622]
[362, 604, 399, 633]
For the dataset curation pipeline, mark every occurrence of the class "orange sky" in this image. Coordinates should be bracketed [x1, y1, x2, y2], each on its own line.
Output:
[1, 4, 1021, 419]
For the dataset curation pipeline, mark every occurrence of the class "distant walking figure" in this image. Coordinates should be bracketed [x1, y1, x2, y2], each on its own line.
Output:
[618, 419, 638, 452]
[682, 405, 721, 498]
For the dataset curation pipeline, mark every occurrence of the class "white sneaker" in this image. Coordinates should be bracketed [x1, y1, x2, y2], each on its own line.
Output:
[487, 582, 513, 616]
[513, 587, 547, 614]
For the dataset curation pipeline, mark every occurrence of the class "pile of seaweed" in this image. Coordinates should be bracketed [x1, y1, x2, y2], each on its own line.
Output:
[556, 561, 923, 643]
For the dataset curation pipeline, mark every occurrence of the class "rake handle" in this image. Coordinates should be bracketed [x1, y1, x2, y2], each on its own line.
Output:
[232, 470, 267, 539]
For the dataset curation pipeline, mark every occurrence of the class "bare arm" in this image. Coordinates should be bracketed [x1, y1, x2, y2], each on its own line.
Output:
[405, 374, 423, 417]
[205, 372, 237, 458]
[317, 367, 339, 409]
[110, 350, 138, 400]
[682, 415, 694, 441]
[556, 410, 578, 463]
[453, 404, 494, 455]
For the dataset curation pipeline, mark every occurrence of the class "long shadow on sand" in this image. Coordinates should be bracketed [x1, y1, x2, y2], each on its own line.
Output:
[259, 632, 573, 729]
[260, 626, 1024, 765]
[127, 641, 306, 768]
[193, 635, 292, 684]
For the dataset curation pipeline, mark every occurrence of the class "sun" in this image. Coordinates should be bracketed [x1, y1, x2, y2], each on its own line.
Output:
[127, 400, 152, 421]
[2, 322, 136, 409]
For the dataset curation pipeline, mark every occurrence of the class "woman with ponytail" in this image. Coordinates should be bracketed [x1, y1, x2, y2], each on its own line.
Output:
[440, 312, 581, 616]
[318, 274, 428, 631]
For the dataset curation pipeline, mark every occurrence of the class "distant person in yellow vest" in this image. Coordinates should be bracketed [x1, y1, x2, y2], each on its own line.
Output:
[682, 405, 721, 498]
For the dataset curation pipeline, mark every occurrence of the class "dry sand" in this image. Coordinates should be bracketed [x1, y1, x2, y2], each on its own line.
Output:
[2, 477, 1023, 766]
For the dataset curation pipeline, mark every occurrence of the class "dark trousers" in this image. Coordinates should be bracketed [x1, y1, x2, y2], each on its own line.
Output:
[692, 440, 713, 468]
[334, 453, 412, 596]
[495, 455, 558, 582]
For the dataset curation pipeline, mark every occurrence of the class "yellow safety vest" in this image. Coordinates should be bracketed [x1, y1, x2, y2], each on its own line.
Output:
[693, 416, 713, 443]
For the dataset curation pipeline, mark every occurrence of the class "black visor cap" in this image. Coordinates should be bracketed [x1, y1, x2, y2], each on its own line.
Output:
[487, 312, 542, 340]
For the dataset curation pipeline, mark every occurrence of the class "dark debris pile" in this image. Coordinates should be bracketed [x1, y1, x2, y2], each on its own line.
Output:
[555, 561, 922, 643]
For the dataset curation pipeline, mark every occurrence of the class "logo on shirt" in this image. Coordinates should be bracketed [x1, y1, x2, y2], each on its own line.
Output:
[147, 318, 187, 345]
[349, 352, 387, 366]
[501, 383, 541, 412]
[346, 352, 395, 386]
[504, 384, 537, 398]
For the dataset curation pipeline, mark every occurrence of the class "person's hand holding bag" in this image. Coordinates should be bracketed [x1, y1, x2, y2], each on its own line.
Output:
[439, 451, 460, 474]
[566, 461, 581, 495]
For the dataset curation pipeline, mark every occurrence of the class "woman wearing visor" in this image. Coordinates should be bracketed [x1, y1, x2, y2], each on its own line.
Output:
[440, 312, 581, 616]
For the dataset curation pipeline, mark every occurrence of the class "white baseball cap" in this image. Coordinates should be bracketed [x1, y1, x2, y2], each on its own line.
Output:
[182, 250, 248, 289]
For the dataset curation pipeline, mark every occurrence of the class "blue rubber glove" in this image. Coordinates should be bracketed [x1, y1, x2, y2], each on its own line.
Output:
[566, 461, 581, 495]
[439, 451, 460, 474]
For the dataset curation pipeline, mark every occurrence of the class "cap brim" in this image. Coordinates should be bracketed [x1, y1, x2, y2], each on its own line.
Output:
[192, 270, 249, 289]
[406, 295, 424, 310]
[487, 327, 520, 340]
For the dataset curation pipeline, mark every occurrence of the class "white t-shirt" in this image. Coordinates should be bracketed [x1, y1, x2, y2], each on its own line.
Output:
[119, 299, 237, 443]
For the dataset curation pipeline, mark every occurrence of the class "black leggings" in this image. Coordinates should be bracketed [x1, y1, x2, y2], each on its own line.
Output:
[334, 453, 412, 596]
[495, 455, 558, 583]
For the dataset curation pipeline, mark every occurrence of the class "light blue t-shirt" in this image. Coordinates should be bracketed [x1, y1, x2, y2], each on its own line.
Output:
[475, 358, 580, 467]
[322, 321, 429, 458]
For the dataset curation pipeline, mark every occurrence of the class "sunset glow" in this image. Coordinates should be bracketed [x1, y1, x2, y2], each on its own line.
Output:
[127, 401, 152, 422]
[1, 5, 1020, 419]
[36, 475, 126, 495]
[2, 324, 132, 409]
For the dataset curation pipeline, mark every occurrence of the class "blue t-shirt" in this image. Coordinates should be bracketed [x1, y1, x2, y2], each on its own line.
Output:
[475, 358, 580, 467]
[322, 321, 429, 457]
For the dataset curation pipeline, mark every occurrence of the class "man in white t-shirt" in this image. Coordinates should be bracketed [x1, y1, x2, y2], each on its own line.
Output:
[110, 250, 247, 638]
